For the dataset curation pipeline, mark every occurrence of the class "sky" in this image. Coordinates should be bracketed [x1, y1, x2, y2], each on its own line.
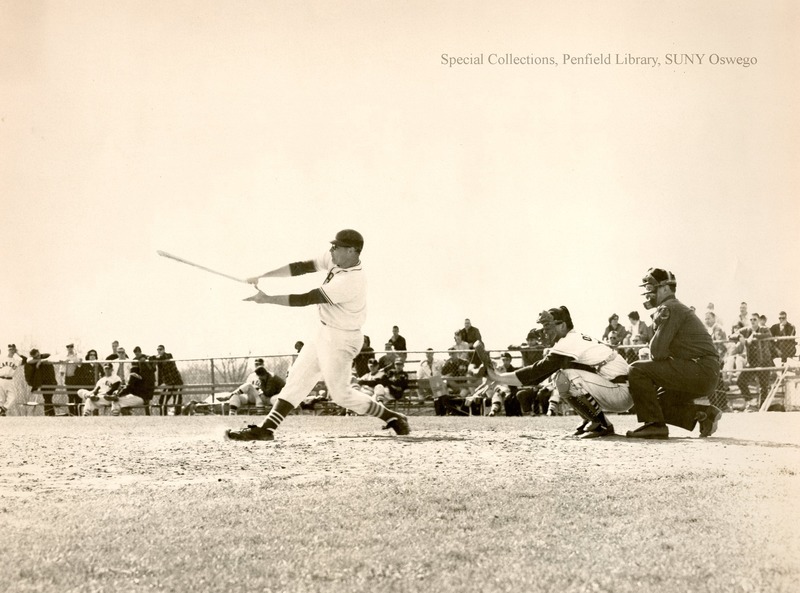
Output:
[2, 1, 798, 361]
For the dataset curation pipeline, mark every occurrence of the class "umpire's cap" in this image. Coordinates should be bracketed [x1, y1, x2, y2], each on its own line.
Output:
[640, 268, 677, 288]
[330, 229, 364, 251]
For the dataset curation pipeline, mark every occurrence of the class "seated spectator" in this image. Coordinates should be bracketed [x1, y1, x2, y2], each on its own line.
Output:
[722, 333, 746, 385]
[224, 366, 285, 415]
[118, 361, 155, 415]
[621, 334, 647, 364]
[377, 343, 396, 371]
[736, 313, 774, 410]
[385, 359, 410, 401]
[438, 348, 470, 415]
[452, 331, 471, 361]
[731, 301, 749, 335]
[78, 362, 122, 416]
[703, 311, 728, 360]
[602, 314, 629, 345]
[24, 349, 58, 416]
[388, 326, 407, 362]
[417, 348, 444, 399]
[770, 311, 796, 363]
[354, 358, 388, 401]
[509, 329, 547, 366]
[352, 336, 375, 378]
[60, 343, 82, 416]
[625, 311, 653, 345]
[487, 352, 521, 417]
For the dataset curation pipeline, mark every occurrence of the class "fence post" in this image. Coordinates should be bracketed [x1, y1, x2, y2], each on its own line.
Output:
[210, 358, 216, 401]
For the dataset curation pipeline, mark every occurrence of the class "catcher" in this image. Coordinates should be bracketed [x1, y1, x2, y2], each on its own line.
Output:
[478, 306, 632, 438]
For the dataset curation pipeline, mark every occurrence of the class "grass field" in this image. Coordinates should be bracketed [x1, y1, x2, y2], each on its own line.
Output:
[1, 413, 799, 593]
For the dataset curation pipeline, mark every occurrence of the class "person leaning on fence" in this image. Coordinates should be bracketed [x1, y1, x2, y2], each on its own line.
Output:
[770, 311, 796, 364]
[736, 313, 774, 410]
[79, 362, 122, 416]
[486, 307, 631, 438]
[152, 345, 184, 415]
[24, 349, 58, 416]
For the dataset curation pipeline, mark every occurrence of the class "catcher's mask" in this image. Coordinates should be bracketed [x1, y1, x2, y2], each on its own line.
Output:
[640, 268, 676, 310]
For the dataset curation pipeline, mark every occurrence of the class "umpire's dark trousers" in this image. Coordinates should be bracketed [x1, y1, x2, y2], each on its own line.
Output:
[629, 356, 720, 431]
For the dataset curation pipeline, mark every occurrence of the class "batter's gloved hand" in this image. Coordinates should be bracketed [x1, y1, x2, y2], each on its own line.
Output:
[244, 290, 269, 303]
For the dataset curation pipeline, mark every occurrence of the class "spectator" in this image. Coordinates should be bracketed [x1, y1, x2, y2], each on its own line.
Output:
[24, 349, 58, 416]
[352, 336, 375, 378]
[385, 359, 410, 401]
[605, 330, 622, 349]
[622, 334, 647, 364]
[438, 348, 470, 415]
[118, 360, 155, 415]
[625, 311, 653, 345]
[722, 332, 746, 387]
[770, 311, 796, 363]
[487, 352, 521, 417]
[79, 362, 122, 416]
[114, 346, 131, 383]
[0, 344, 27, 416]
[152, 345, 184, 415]
[73, 349, 100, 388]
[388, 326, 407, 362]
[602, 313, 629, 345]
[106, 340, 120, 361]
[732, 302, 749, 334]
[416, 348, 444, 399]
[706, 302, 723, 331]
[452, 330, 471, 361]
[377, 342, 396, 371]
[703, 311, 728, 360]
[458, 318, 482, 347]
[736, 313, 774, 410]
[509, 329, 547, 367]
[60, 343, 82, 416]
[354, 358, 388, 401]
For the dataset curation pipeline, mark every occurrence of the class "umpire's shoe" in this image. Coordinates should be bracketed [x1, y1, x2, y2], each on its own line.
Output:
[696, 405, 722, 438]
[225, 424, 274, 441]
[384, 415, 411, 436]
[625, 422, 669, 440]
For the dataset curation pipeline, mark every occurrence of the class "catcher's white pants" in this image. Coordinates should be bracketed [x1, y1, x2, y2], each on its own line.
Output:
[277, 323, 375, 414]
[557, 369, 632, 412]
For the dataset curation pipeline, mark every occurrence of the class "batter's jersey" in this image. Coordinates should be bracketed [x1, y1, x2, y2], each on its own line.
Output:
[311, 251, 366, 330]
[547, 330, 629, 380]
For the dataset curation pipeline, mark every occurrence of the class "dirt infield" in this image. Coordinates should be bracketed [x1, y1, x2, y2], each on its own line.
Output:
[2, 413, 799, 593]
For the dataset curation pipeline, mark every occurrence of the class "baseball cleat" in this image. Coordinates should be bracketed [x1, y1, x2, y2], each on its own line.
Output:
[625, 422, 669, 440]
[697, 405, 722, 438]
[580, 422, 615, 439]
[224, 424, 274, 441]
[383, 415, 411, 436]
[573, 420, 589, 436]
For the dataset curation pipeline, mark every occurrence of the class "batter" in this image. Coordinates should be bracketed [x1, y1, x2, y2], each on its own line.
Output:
[225, 229, 410, 441]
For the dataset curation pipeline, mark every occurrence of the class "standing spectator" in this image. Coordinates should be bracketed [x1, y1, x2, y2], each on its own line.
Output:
[24, 349, 58, 416]
[114, 346, 131, 383]
[602, 314, 630, 345]
[0, 344, 27, 416]
[73, 349, 100, 387]
[732, 302, 749, 334]
[703, 311, 728, 360]
[736, 314, 774, 410]
[458, 318, 482, 347]
[352, 335, 375, 379]
[61, 343, 83, 416]
[509, 329, 547, 367]
[770, 311, 796, 363]
[105, 340, 120, 361]
[79, 362, 122, 416]
[388, 326, 407, 362]
[153, 344, 184, 415]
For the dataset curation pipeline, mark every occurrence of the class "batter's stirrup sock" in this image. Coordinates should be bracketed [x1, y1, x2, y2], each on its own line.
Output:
[260, 398, 294, 433]
[364, 400, 398, 422]
[228, 406, 238, 416]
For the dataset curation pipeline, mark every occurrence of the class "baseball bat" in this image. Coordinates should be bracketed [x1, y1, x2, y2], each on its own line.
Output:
[156, 250, 249, 284]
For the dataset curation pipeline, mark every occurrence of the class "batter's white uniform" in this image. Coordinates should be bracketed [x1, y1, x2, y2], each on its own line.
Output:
[274, 251, 374, 413]
[0, 352, 25, 410]
[548, 330, 632, 412]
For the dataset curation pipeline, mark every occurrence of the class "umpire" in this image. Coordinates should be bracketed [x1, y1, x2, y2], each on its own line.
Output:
[626, 268, 722, 439]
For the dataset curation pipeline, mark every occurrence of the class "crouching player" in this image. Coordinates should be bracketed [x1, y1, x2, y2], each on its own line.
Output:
[480, 306, 632, 438]
[184, 366, 286, 415]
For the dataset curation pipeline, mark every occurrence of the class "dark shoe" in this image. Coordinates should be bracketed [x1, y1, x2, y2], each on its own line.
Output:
[697, 406, 722, 438]
[625, 423, 669, 440]
[383, 415, 410, 436]
[573, 420, 589, 436]
[225, 424, 274, 441]
[580, 422, 615, 439]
